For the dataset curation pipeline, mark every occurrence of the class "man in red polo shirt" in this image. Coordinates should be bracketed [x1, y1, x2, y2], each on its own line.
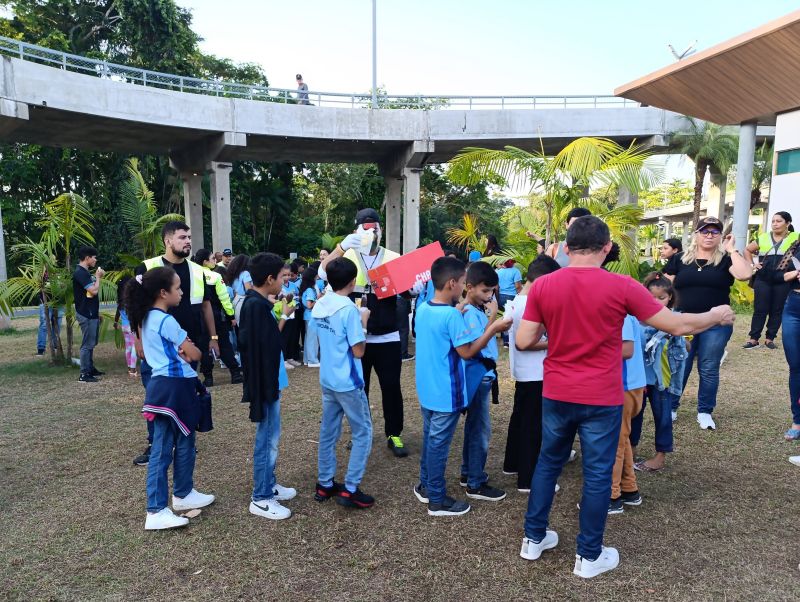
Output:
[515, 216, 734, 578]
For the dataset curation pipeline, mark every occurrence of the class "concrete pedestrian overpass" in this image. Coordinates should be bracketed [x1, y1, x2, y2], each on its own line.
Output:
[0, 35, 719, 254]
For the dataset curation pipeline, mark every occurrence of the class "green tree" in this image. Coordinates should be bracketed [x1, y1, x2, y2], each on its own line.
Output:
[671, 117, 739, 226]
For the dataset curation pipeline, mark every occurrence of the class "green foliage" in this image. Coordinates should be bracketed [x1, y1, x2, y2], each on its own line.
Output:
[731, 280, 755, 314]
[639, 179, 693, 210]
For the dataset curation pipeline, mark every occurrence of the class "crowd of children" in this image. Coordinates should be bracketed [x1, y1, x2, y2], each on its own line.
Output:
[120, 214, 737, 581]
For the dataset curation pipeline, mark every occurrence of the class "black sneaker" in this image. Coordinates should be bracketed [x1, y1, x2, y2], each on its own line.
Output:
[314, 481, 341, 502]
[765, 341, 778, 350]
[336, 487, 375, 509]
[36, 349, 45, 356]
[203, 376, 215, 387]
[608, 497, 624, 514]
[459, 474, 468, 487]
[230, 372, 243, 384]
[466, 483, 506, 501]
[742, 341, 760, 350]
[133, 445, 151, 466]
[413, 483, 429, 504]
[91, 368, 105, 377]
[78, 373, 99, 383]
[401, 353, 415, 362]
[387, 436, 409, 458]
[621, 490, 642, 506]
[428, 496, 471, 517]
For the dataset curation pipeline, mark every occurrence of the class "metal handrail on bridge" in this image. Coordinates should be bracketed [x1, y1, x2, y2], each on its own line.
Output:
[0, 35, 642, 110]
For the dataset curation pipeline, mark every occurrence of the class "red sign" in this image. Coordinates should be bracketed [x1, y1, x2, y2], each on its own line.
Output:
[368, 242, 444, 299]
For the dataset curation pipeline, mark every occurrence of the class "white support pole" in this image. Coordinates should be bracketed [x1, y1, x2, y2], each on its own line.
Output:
[0, 200, 7, 282]
[384, 176, 402, 253]
[402, 168, 421, 254]
[733, 122, 757, 251]
[182, 172, 205, 250]
[209, 162, 233, 252]
[681, 220, 689, 247]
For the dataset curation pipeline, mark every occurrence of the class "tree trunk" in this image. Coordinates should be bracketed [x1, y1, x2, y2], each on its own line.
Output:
[750, 187, 761, 209]
[544, 196, 554, 249]
[691, 159, 708, 228]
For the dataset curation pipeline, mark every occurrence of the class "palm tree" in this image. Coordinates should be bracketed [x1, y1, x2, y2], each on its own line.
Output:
[671, 117, 739, 226]
[750, 140, 773, 208]
[445, 214, 487, 255]
[448, 137, 659, 250]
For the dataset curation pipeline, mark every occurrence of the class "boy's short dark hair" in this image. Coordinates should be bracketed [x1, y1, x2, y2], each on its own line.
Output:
[664, 238, 682, 252]
[565, 216, 610, 254]
[566, 207, 592, 223]
[77, 246, 98, 260]
[161, 220, 190, 239]
[526, 255, 560, 282]
[601, 241, 621, 267]
[289, 261, 300, 274]
[431, 256, 466, 291]
[466, 261, 498, 287]
[326, 257, 358, 291]
[249, 252, 285, 287]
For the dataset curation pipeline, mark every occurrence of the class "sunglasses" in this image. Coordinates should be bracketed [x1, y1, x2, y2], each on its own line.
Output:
[699, 229, 721, 237]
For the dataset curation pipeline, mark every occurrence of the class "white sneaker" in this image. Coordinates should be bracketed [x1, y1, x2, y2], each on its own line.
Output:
[789, 456, 800, 467]
[249, 499, 291, 520]
[568, 449, 578, 463]
[697, 413, 716, 430]
[518, 483, 559, 494]
[145, 507, 189, 530]
[305, 363, 320, 368]
[172, 489, 215, 511]
[573, 546, 620, 578]
[284, 361, 295, 370]
[520, 530, 559, 560]
[273, 483, 297, 501]
[671, 411, 678, 423]
[288, 359, 302, 367]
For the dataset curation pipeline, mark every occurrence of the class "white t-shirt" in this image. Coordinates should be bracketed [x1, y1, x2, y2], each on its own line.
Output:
[508, 293, 546, 382]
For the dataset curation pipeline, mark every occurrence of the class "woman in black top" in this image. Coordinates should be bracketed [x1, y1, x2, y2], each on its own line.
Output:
[664, 217, 752, 431]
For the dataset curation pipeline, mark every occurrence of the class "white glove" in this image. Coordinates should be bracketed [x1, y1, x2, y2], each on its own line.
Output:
[410, 280, 426, 296]
[340, 233, 363, 251]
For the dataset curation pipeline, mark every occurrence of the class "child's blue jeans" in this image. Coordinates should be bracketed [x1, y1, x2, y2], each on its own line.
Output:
[252, 399, 282, 502]
[630, 385, 675, 453]
[461, 377, 493, 489]
[146, 416, 195, 512]
[419, 408, 462, 504]
[317, 387, 373, 493]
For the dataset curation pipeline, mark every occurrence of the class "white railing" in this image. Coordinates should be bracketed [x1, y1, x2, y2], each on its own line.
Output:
[0, 35, 641, 110]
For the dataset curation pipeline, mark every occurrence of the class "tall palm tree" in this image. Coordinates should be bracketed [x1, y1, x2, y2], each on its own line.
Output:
[671, 117, 739, 226]
[750, 140, 773, 208]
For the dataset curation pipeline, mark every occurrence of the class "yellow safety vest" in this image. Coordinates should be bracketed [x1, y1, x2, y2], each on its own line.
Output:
[143, 256, 206, 305]
[757, 231, 799, 255]
[202, 267, 235, 317]
[343, 247, 401, 293]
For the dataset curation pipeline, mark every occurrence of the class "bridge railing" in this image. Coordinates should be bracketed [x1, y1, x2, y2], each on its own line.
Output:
[0, 35, 641, 110]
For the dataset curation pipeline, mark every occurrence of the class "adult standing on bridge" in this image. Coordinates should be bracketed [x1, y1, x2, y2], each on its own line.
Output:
[131, 221, 220, 467]
[296, 74, 309, 105]
[319, 208, 410, 458]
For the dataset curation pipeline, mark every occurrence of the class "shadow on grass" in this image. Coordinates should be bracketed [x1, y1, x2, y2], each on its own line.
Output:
[0, 359, 78, 379]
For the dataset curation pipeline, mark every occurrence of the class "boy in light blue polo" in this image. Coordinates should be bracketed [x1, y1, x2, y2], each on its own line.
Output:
[496, 259, 522, 347]
[311, 257, 374, 509]
[413, 256, 511, 517]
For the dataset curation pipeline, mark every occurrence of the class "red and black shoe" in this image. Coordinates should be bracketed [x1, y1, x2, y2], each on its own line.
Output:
[314, 481, 341, 502]
[335, 487, 375, 509]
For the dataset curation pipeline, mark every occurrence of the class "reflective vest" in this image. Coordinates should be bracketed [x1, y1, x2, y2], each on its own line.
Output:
[343, 247, 401, 293]
[143, 256, 206, 305]
[202, 266, 235, 317]
[757, 231, 799, 256]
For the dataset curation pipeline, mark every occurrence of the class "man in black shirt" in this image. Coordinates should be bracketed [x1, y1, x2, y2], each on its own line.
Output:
[72, 246, 104, 383]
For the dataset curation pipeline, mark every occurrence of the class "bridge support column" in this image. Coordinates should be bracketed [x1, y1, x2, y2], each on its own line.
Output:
[664, 221, 672, 238]
[384, 176, 402, 253]
[733, 122, 757, 252]
[681, 220, 689, 247]
[402, 168, 421, 254]
[181, 172, 205, 250]
[708, 169, 727, 221]
[209, 162, 233, 253]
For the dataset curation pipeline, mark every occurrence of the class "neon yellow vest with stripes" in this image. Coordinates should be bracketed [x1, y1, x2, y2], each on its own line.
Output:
[343, 247, 401, 292]
[757, 231, 799, 255]
[142, 256, 206, 305]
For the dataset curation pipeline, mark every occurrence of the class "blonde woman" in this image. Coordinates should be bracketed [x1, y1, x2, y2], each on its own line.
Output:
[663, 217, 752, 430]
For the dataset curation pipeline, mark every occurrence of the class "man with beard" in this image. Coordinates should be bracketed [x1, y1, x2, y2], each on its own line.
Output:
[131, 221, 220, 466]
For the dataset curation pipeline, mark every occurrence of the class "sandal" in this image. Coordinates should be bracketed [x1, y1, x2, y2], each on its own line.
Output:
[784, 428, 800, 441]
[634, 461, 664, 473]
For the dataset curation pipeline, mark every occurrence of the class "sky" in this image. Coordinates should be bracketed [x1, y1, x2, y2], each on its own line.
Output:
[177, 0, 796, 188]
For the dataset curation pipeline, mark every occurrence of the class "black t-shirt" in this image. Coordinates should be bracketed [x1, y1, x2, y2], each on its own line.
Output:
[664, 252, 735, 313]
[135, 258, 210, 342]
[72, 265, 99, 318]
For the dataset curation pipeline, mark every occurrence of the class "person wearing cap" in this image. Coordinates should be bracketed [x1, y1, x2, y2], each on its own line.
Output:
[296, 74, 309, 105]
[319, 208, 410, 458]
[663, 216, 753, 431]
[220, 249, 233, 270]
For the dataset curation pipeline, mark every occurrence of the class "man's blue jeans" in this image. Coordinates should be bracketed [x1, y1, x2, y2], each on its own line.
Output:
[461, 377, 493, 488]
[318, 387, 373, 493]
[630, 385, 675, 453]
[782, 293, 800, 425]
[252, 399, 282, 502]
[524, 397, 622, 561]
[681, 324, 733, 414]
[37, 304, 62, 352]
[419, 408, 462, 504]
[304, 319, 319, 365]
[146, 416, 195, 512]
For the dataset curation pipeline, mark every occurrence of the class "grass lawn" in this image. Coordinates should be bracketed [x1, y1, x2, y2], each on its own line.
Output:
[1, 314, 798, 601]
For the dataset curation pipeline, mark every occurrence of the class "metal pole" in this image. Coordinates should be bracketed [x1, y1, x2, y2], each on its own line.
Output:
[371, 0, 377, 109]
[733, 122, 757, 251]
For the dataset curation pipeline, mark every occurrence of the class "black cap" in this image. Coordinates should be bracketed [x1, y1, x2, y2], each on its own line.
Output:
[355, 208, 381, 225]
[694, 216, 723, 232]
[222, 248, 233, 256]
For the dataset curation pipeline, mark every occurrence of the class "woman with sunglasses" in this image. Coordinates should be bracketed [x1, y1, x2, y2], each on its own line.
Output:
[663, 217, 753, 430]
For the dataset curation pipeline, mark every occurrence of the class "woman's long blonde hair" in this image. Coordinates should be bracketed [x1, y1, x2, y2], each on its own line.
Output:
[682, 232, 726, 266]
